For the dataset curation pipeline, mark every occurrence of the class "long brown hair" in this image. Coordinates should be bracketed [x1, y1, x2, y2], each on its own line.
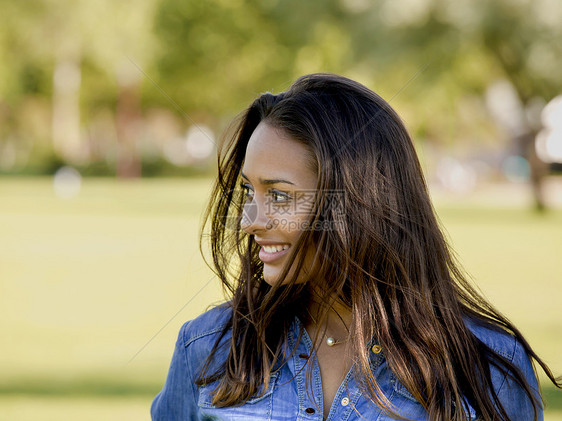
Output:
[198, 73, 560, 419]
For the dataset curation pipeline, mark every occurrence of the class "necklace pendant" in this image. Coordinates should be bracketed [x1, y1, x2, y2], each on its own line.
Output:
[326, 337, 336, 347]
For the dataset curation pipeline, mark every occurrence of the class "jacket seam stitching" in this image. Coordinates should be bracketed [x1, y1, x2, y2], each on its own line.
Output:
[493, 335, 518, 397]
[183, 324, 229, 348]
[180, 324, 199, 416]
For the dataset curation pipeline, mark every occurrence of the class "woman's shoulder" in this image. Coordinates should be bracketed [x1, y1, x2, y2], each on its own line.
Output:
[150, 303, 234, 420]
[464, 316, 521, 361]
[464, 316, 542, 418]
[464, 317, 516, 355]
[178, 302, 233, 349]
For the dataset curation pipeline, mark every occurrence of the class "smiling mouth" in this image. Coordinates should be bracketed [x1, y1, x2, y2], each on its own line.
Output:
[258, 244, 290, 263]
[261, 244, 290, 253]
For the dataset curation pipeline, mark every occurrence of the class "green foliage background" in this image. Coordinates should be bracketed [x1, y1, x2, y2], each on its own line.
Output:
[1, 0, 562, 175]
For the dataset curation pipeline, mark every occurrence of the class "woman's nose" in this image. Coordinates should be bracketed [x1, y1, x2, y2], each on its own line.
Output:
[240, 199, 270, 234]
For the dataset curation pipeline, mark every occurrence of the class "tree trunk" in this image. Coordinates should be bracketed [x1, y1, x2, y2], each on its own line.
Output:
[517, 130, 548, 212]
[115, 82, 142, 178]
[52, 56, 83, 163]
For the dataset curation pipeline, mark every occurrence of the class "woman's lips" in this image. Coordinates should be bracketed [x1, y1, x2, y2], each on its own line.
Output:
[258, 245, 290, 263]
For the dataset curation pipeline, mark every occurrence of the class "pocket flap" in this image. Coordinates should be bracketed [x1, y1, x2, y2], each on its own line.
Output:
[390, 373, 477, 419]
[197, 372, 279, 408]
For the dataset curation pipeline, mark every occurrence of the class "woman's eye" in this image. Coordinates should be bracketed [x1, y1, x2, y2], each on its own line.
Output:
[269, 189, 291, 203]
[240, 183, 254, 200]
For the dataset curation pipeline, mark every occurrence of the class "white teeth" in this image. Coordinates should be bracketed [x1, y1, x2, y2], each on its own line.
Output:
[262, 244, 289, 253]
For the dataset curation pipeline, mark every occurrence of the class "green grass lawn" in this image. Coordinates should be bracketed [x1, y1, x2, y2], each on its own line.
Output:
[0, 177, 560, 419]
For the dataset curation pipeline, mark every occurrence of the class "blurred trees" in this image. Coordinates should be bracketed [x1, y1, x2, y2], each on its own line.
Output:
[474, 0, 562, 210]
[152, 0, 352, 114]
[342, 0, 562, 210]
[1, 0, 561, 206]
[0, 0, 158, 176]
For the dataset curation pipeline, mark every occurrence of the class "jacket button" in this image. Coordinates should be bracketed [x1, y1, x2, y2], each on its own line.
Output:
[371, 344, 382, 354]
[305, 407, 315, 414]
[341, 397, 350, 406]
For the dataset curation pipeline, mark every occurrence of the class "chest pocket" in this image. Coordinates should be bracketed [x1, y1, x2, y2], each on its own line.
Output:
[197, 372, 279, 421]
[390, 373, 478, 420]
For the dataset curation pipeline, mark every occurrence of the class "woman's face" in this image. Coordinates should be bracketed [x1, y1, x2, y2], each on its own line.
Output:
[240, 122, 318, 286]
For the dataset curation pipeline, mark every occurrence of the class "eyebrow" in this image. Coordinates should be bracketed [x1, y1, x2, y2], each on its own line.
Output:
[240, 171, 295, 186]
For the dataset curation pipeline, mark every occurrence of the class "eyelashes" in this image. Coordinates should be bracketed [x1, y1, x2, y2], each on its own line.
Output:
[239, 183, 292, 204]
[240, 182, 253, 199]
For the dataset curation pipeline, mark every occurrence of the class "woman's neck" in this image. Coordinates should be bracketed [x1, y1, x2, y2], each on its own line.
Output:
[305, 297, 352, 345]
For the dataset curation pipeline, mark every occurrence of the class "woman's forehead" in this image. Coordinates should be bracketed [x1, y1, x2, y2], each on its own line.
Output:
[242, 123, 317, 188]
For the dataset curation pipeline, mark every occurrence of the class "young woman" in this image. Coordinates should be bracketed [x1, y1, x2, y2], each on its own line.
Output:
[151, 74, 560, 420]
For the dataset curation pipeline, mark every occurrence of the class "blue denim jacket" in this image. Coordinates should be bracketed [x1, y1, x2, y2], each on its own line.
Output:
[151, 304, 542, 420]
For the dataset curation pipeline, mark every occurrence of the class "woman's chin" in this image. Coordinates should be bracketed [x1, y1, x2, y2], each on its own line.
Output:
[262, 266, 294, 287]
[262, 269, 309, 287]
[262, 270, 281, 287]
